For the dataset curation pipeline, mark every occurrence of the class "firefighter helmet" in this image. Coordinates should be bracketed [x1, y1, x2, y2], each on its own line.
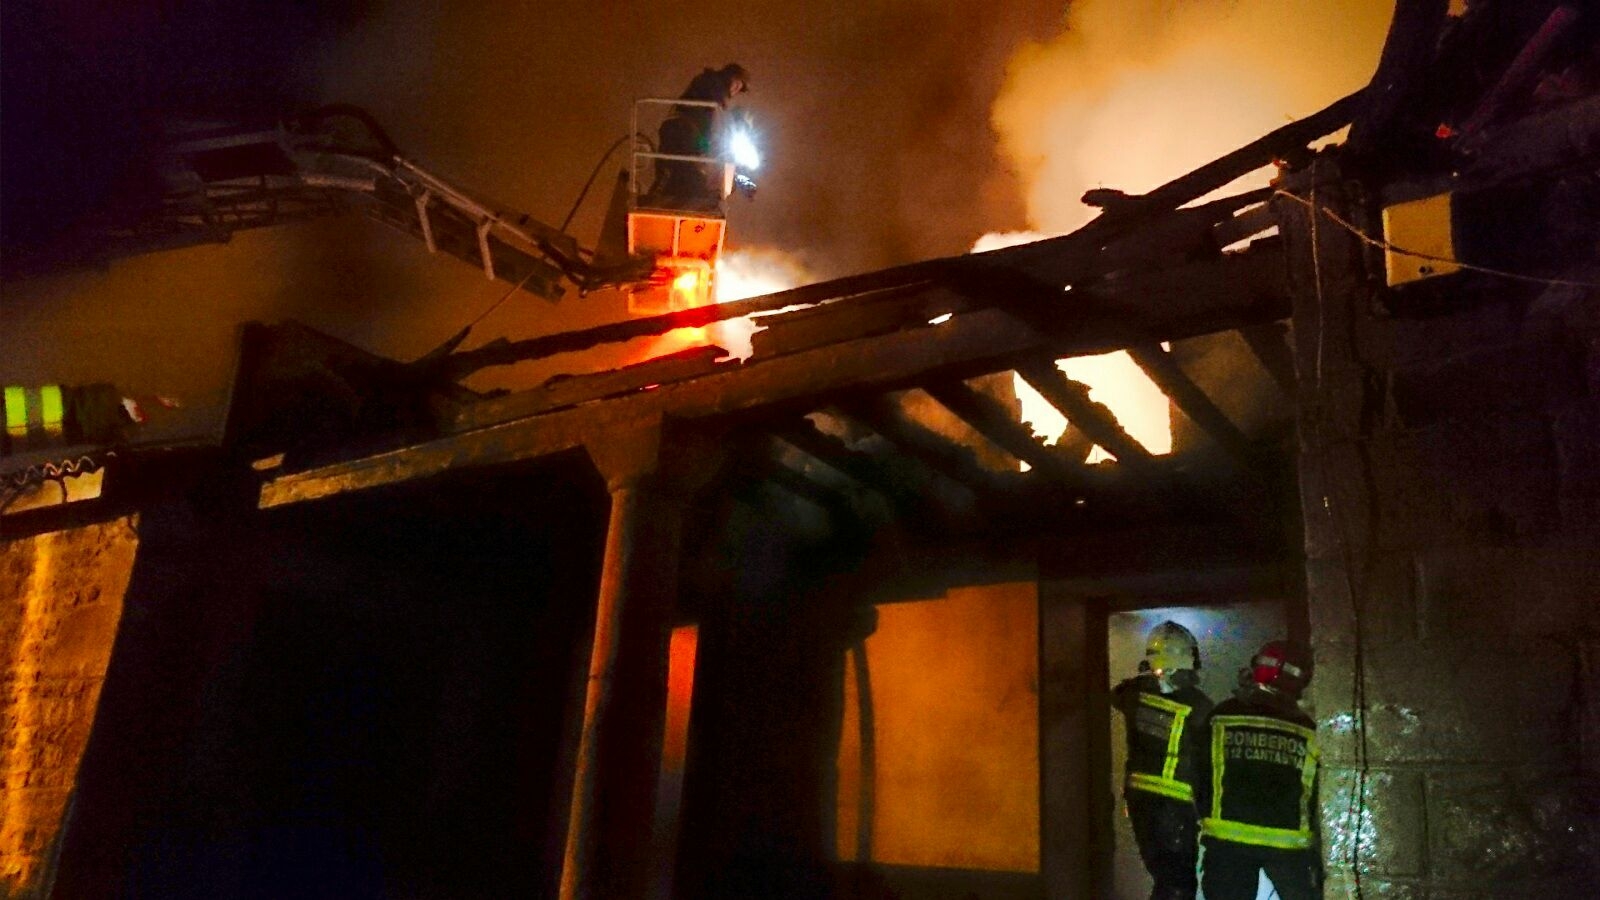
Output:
[1250, 640, 1313, 698]
[1143, 621, 1201, 675]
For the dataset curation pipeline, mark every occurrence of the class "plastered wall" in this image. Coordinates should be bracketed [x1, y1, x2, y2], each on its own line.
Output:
[1, 519, 137, 897]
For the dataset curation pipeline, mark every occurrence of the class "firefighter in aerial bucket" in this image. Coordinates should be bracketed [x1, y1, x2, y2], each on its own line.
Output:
[1113, 621, 1213, 900]
[649, 62, 755, 210]
[1198, 640, 1323, 900]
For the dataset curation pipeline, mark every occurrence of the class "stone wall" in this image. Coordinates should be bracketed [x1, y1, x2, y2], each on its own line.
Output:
[1282, 162, 1600, 898]
[0, 519, 137, 898]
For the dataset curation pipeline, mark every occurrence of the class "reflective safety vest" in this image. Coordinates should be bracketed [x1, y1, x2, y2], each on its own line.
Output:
[3, 385, 68, 452]
[1202, 713, 1320, 850]
[1126, 692, 1200, 802]
[2, 383, 127, 455]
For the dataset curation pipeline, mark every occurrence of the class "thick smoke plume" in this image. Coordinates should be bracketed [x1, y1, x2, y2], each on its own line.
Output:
[993, 0, 1394, 233]
[986, 0, 1394, 457]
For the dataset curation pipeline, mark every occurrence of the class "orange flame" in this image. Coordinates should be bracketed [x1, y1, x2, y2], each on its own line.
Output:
[626, 248, 814, 365]
[983, 0, 1391, 462]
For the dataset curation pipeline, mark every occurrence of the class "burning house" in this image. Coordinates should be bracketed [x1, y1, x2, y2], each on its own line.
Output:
[3, 1, 1599, 898]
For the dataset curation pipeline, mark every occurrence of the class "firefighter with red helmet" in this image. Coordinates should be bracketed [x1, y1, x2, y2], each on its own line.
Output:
[1197, 640, 1323, 900]
[1113, 621, 1213, 900]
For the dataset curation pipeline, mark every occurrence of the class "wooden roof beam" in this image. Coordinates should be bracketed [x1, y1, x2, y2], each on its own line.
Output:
[1127, 343, 1256, 468]
[1012, 359, 1159, 475]
[768, 418, 941, 521]
[919, 378, 1088, 490]
[832, 394, 1018, 501]
[1236, 323, 1298, 399]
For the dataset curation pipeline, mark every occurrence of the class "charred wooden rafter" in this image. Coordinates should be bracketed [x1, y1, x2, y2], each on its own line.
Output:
[832, 394, 1022, 505]
[770, 420, 924, 511]
[701, 429, 866, 536]
[920, 378, 1087, 488]
[754, 456, 858, 525]
[1127, 343, 1256, 468]
[1236, 323, 1299, 399]
[1012, 359, 1157, 473]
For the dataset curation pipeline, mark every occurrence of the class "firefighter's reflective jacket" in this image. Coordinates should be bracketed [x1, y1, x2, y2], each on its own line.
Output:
[1114, 673, 1213, 803]
[1198, 690, 1321, 850]
[2, 383, 126, 455]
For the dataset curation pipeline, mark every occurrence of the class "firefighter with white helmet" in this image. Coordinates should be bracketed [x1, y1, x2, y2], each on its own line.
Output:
[1113, 620, 1213, 900]
[1197, 639, 1322, 899]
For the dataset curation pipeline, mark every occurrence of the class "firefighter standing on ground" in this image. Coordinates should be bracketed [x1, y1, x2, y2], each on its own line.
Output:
[1113, 621, 1213, 900]
[1197, 640, 1323, 900]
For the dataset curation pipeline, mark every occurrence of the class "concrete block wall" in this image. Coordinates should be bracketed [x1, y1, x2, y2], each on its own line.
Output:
[0, 519, 137, 898]
[1282, 163, 1600, 898]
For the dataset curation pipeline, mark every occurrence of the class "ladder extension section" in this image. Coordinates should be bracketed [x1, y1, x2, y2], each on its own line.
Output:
[104, 116, 648, 300]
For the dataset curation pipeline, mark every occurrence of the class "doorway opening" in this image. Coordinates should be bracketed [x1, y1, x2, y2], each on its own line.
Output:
[1107, 602, 1290, 900]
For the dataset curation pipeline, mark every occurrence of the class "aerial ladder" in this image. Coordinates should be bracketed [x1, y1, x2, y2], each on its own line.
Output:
[2, 102, 763, 512]
[66, 105, 655, 300]
[26, 102, 759, 308]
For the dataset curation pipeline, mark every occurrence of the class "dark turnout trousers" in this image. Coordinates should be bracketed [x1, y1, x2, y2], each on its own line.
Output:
[1126, 791, 1199, 900]
[1200, 839, 1319, 900]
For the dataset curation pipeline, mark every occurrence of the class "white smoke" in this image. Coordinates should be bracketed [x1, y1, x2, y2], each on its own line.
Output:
[993, 0, 1393, 232]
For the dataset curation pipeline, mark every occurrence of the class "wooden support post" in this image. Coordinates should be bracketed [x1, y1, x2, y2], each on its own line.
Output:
[1038, 587, 1111, 899]
[561, 422, 661, 900]
[558, 420, 727, 900]
[1127, 343, 1256, 468]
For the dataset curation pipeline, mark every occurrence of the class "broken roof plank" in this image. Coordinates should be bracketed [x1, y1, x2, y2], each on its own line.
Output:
[453, 344, 728, 428]
[1126, 342, 1256, 467]
[748, 288, 961, 359]
[833, 393, 1020, 500]
[768, 418, 951, 527]
[1013, 359, 1158, 473]
[261, 241, 1293, 508]
[920, 378, 1086, 489]
[434, 277, 940, 381]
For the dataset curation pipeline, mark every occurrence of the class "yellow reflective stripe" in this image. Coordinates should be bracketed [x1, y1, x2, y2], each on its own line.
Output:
[1137, 693, 1193, 781]
[1201, 817, 1311, 849]
[4, 386, 26, 438]
[1210, 710, 1227, 819]
[38, 385, 65, 435]
[1298, 730, 1320, 836]
[1137, 693, 1191, 715]
[1128, 773, 1193, 802]
[1207, 713, 1321, 846]
[1164, 704, 1189, 780]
